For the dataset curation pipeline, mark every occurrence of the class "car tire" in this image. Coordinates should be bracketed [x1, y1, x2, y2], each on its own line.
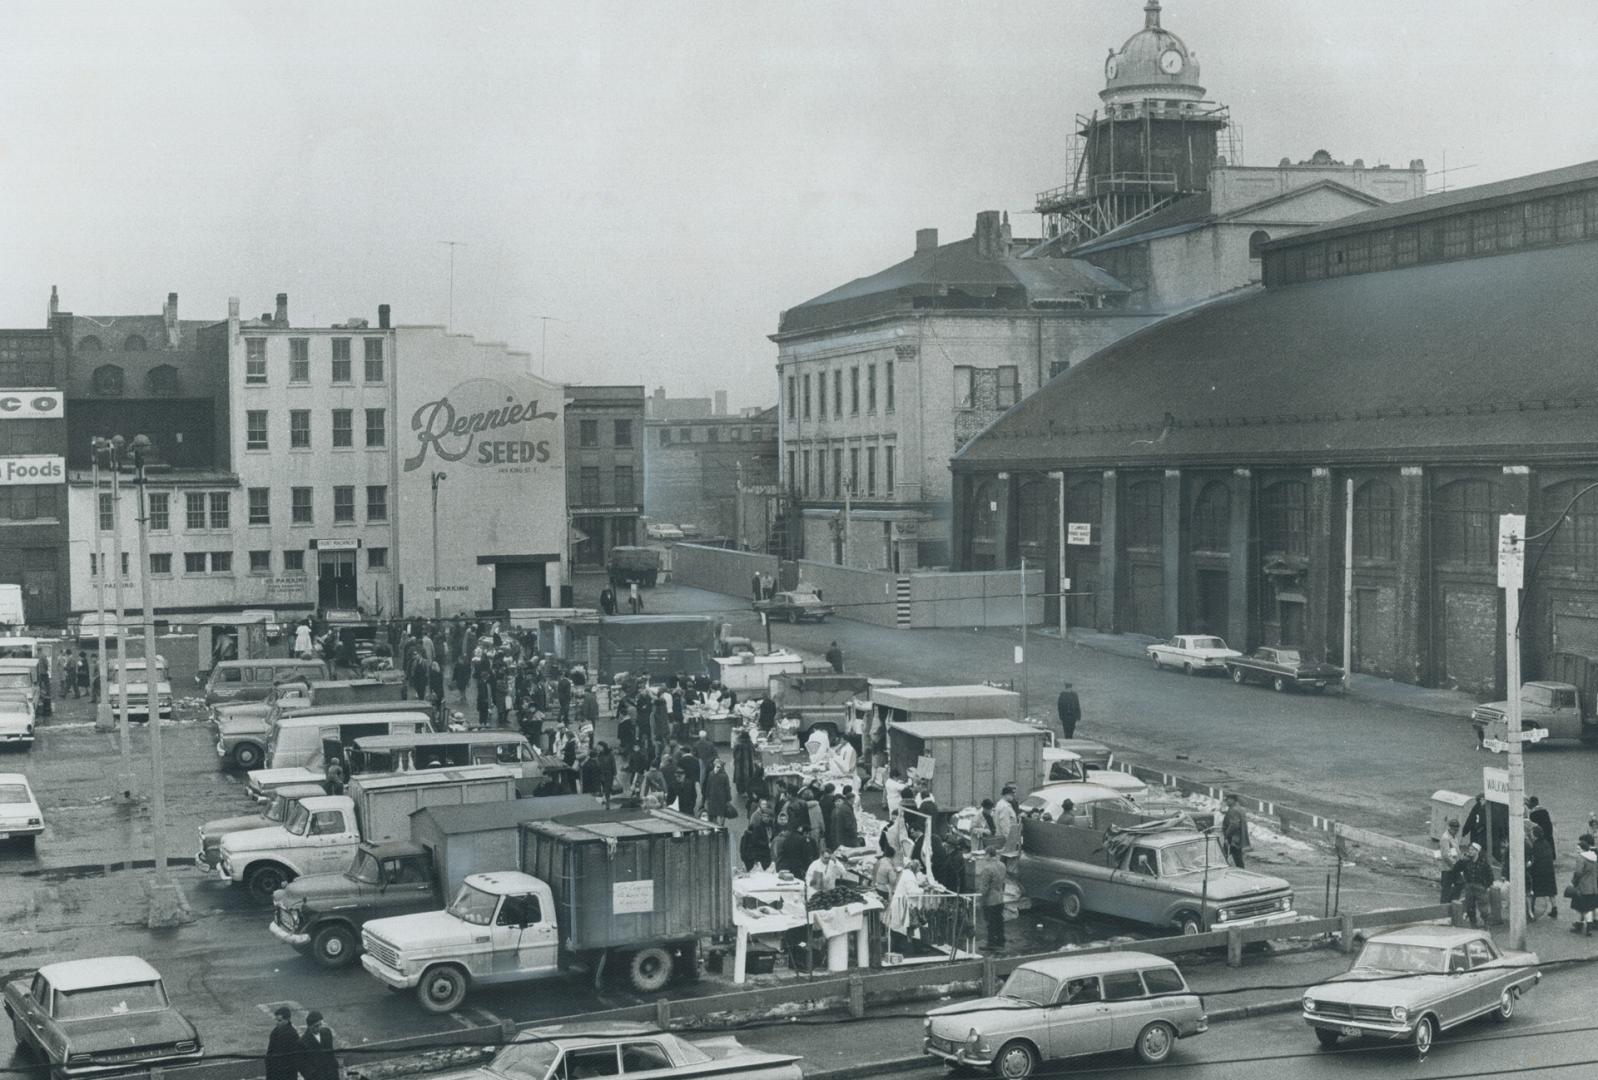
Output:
[992, 1040, 1037, 1080]
[1230, 668, 1246, 685]
[1314, 1028, 1340, 1049]
[1494, 987, 1517, 1022]
[1150, 653, 1161, 668]
[1272, 676, 1288, 693]
[1183, 662, 1194, 676]
[1175, 912, 1203, 936]
[416, 964, 468, 1014]
[1134, 1021, 1176, 1064]
[233, 743, 263, 770]
[628, 946, 674, 993]
[1056, 888, 1085, 922]
[786, 610, 797, 625]
[1410, 1014, 1436, 1058]
[10, 1015, 33, 1056]
[311, 923, 358, 968]
[246, 863, 292, 904]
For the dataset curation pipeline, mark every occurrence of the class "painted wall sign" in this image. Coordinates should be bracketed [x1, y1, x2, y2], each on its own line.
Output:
[314, 537, 361, 551]
[0, 391, 63, 419]
[0, 455, 65, 485]
[403, 378, 559, 472]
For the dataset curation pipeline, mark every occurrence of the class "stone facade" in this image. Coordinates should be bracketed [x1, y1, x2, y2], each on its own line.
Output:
[565, 385, 645, 571]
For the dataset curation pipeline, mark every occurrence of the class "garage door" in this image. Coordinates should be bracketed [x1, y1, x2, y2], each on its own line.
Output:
[494, 563, 546, 609]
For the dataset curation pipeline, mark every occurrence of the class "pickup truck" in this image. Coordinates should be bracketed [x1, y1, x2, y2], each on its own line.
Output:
[107, 656, 174, 720]
[1015, 818, 1297, 935]
[1471, 681, 1595, 746]
[360, 808, 732, 1012]
[195, 783, 326, 870]
[606, 546, 661, 588]
[1225, 647, 1343, 693]
[217, 767, 517, 902]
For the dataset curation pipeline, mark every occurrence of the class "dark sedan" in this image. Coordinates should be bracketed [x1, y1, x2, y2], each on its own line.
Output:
[1225, 647, 1343, 693]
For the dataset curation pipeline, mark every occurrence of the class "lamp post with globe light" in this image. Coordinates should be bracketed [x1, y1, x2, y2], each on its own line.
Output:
[431, 471, 447, 618]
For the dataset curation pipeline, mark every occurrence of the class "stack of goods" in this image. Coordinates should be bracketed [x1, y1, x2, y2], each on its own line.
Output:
[807, 880, 869, 911]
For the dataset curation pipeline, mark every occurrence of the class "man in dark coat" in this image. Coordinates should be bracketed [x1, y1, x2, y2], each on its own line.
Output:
[1056, 683, 1081, 739]
[299, 1011, 338, 1080]
[831, 787, 861, 848]
[1528, 796, 1555, 855]
[265, 1007, 299, 1080]
[757, 694, 777, 734]
[824, 641, 844, 673]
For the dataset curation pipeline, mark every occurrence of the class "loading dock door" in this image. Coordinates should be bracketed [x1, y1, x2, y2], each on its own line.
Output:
[494, 562, 547, 609]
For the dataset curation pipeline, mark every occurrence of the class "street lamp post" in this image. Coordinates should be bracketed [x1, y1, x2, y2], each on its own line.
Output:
[107, 437, 133, 753]
[131, 434, 188, 927]
[89, 442, 113, 737]
[430, 471, 447, 618]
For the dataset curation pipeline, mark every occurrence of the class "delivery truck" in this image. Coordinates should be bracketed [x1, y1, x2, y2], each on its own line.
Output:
[599, 615, 718, 679]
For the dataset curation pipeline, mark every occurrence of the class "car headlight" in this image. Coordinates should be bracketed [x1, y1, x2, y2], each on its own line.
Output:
[923, 1019, 932, 1032]
[1391, 1006, 1408, 1022]
[1303, 997, 1317, 1012]
[967, 1029, 982, 1049]
[1215, 908, 1231, 922]
[1279, 896, 1293, 912]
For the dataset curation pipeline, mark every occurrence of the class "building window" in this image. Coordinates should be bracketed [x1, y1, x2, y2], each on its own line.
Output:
[885, 361, 895, 413]
[707, 427, 719, 443]
[802, 450, 812, 496]
[971, 480, 1000, 545]
[803, 374, 812, 420]
[211, 551, 233, 574]
[996, 366, 1020, 409]
[363, 338, 384, 382]
[78, 335, 103, 352]
[148, 492, 169, 531]
[1260, 480, 1309, 557]
[146, 364, 179, 395]
[289, 338, 310, 383]
[245, 409, 268, 450]
[832, 448, 843, 496]
[1124, 480, 1163, 549]
[331, 409, 353, 448]
[677, 427, 692, 443]
[368, 546, 388, 570]
[1018, 480, 1051, 548]
[659, 427, 671, 446]
[613, 518, 636, 547]
[884, 446, 894, 494]
[209, 491, 229, 529]
[579, 467, 600, 505]
[366, 485, 388, 522]
[291, 487, 313, 525]
[333, 486, 355, 523]
[1434, 479, 1495, 566]
[365, 408, 385, 447]
[149, 552, 172, 575]
[833, 371, 843, 416]
[98, 492, 114, 532]
[579, 419, 599, 447]
[867, 364, 877, 413]
[614, 466, 635, 504]
[1537, 479, 1598, 574]
[787, 451, 797, 489]
[245, 338, 267, 384]
[865, 446, 877, 496]
[730, 427, 743, 442]
[787, 376, 796, 421]
[290, 409, 311, 449]
[1248, 230, 1271, 259]
[1191, 481, 1230, 553]
[1, 486, 62, 523]
[814, 449, 824, 497]
[613, 419, 632, 447]
[849, 447, 860, 492]
[93, 364, 124, 396]
[183, 551, 207, 574]
[283, 549, 306, 572]
[1352, 479, 1396, 561]
[850, 367, 860, 415]
[818, 371, 827, 420]
[185, 492, 207, 530]
[248, 487, 270, 525]
[953, 366, 974, 409]
[331, 338, 352, 382]
[249, 550, 272, 573]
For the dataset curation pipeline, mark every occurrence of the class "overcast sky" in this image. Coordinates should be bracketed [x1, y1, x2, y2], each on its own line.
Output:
[3, 1, 1595, 408]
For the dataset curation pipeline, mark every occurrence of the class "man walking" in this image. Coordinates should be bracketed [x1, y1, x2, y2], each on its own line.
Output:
[1221, 792, 1249, 868]
[1457, 842, 1495, 928]
[1056, 683, 1081, 740]
[824, 641, 844, 673]
[265, 1007, 300, 1080]
[299, 1011, 338, 1080]
[1527, 796, 1554, 854]
[975, 841, 1007, 950]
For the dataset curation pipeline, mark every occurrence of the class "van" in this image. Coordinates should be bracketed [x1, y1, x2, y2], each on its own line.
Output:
[204, 658, 331, 705]
[348, 731, 541, 780]
[0, 659, 40, 717]
[107, 656, 173, 720]
[213, 679, 408, 770]
[263, 705, 435, 770]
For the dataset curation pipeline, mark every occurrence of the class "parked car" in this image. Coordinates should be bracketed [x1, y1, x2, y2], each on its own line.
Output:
[2, 956, 203, 1078]
[1039, 748, 1146, 797]
[1302, 925, 1540, 1057]
[431, 1023, 801, 1080]
[1224, 647, 1342, 693]
[754, 590, 834, 624]
[105, 656, 174, 720]
[0, 773, 43, 847]
[645, 523, 685, 541]
[924, 953, 1207, 1076]
[1147, 635, 1242, 674]
[0, 658, 40, 718]
[0, 698, 35, 748]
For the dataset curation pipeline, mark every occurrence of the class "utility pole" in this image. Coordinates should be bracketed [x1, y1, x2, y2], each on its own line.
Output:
[1342, 478, 1354, 691]
[108, 437, 132, 755]
[538, 316, 564, 375]
[1019, 555, 1029, 718]
[430, 471, 447, 619]
[1051, 471, 1066, 634]
[438, 240, 467, 331]
[1498, 513, 1528, 950]
[90, 443, 113, 739]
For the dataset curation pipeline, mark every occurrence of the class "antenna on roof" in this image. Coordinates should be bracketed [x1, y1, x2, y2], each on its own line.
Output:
[1428, 149, 1477, 194]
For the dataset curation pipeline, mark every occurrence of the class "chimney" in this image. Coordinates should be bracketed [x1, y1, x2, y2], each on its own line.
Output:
[378, 304, 391, 329]
[228, 296, 240, 322]
[915, 227, 939, 255]
[274, 292, 289, 326]
[973, 210, 1004, 259]
[714, 390, 728, 416]
[48, 286, 58, 320]
[164, 292, 179, 347]
[1000, 211, 1013, 247]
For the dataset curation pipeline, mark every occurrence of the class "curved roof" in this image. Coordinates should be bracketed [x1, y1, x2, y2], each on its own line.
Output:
[954, 237, 1598, 470]
[1103, 1, 1204, 102]
[1016, 951, 1177, 979]
[41, 957, 161, 990]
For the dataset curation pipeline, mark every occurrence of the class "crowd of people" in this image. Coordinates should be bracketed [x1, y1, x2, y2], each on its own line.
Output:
[1437, 793, 1598, 934]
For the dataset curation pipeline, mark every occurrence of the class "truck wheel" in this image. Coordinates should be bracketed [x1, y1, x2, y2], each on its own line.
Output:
[1056, 888, 1085, 922]
[1230, 668, 1246, 685]
[1133, 1021, 1175, 1064]
[1271, 676, 1289, 693]
[1175, 912, 1202, 936]
[417, 965, 469, 1014]
[311, 923, 358, 968]
[246, 863, 292, 904]
[233, 743, 263, 770]
[628, 947, 674, 993]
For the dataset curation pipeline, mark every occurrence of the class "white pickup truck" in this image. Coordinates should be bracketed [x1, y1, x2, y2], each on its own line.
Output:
[217, 766, 515, 901]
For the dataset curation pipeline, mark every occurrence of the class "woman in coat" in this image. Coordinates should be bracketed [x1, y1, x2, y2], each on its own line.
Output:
[1527, 823, 1557, 920]
[732, 731, 758, 809]
[703, 758, 733, 825]
[1570, 835, 1598, 936]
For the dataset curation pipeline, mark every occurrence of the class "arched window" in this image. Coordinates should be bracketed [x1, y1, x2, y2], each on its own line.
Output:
[1536, 480, 1598, 575]
[145, 364, 179, 396]
[1124, 480, 1162, 549]
[92, 364, 125, 396]
[1260, 480, 1308, 557]
[78, 335, 103, 352]
[971, 480, 1000, 542]
[1191, 481, 1230, 552]
[1433, 479, 1496, 566]
[1017, 480, 1052, 548]
[122, 334, 147, 352]
[1352, 480, 1396, 561]
[1248, 230, 1271, 259]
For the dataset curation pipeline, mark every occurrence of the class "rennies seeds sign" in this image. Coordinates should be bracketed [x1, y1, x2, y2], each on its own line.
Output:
[403, 378, 560, 474]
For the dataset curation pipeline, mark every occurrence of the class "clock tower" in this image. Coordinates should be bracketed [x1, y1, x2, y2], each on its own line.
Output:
[1037, 1, 1233, 247]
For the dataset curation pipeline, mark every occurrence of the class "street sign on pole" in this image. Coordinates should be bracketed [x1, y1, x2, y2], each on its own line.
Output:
[1482, 766, 1510, 804]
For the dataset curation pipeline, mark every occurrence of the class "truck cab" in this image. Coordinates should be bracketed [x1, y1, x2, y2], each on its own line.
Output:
[218, 794, 360, 901]
[271, 842, 442, 967]
[1471, 681, 1593, 744]
[361, 871, 561, 1013]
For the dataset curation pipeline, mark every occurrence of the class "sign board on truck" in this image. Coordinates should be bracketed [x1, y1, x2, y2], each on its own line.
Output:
[612, 880, 655, 914]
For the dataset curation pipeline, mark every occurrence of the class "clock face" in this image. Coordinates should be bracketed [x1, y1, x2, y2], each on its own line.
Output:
[1105, 56, 1119, 80]
[1159, 49, 1183, 75]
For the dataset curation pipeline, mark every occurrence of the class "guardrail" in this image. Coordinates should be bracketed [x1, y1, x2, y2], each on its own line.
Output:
[146, 903, 1454, 1080]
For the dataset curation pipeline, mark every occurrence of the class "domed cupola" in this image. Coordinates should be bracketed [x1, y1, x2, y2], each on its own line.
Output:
[1101, 0, 1205, 106]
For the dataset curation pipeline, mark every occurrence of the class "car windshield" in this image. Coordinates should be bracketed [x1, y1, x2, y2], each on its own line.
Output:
[1161, 837, 1231, 874]
[489, 1041, 560, 1080]
[447, 883, 500, 926]
[998, 968, 1057, 1006]
[54, 981, 169, 1020]
[1192, 637, 1226, 649]
[0, 783, 32, 804]
[285, 803, 312, 836]
[1274, 649, 1302, 665]
[1353, 942, 1447, 974]
[347, 850, 382, 885]
[1047, 759, 1087, 783]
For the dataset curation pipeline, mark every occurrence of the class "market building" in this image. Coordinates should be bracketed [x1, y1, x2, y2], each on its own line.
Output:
[565, 385, 645, 572]
[0, 318, 69, 627]
[951, 159, 1598, 698]
[644, 405, 778, 543]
